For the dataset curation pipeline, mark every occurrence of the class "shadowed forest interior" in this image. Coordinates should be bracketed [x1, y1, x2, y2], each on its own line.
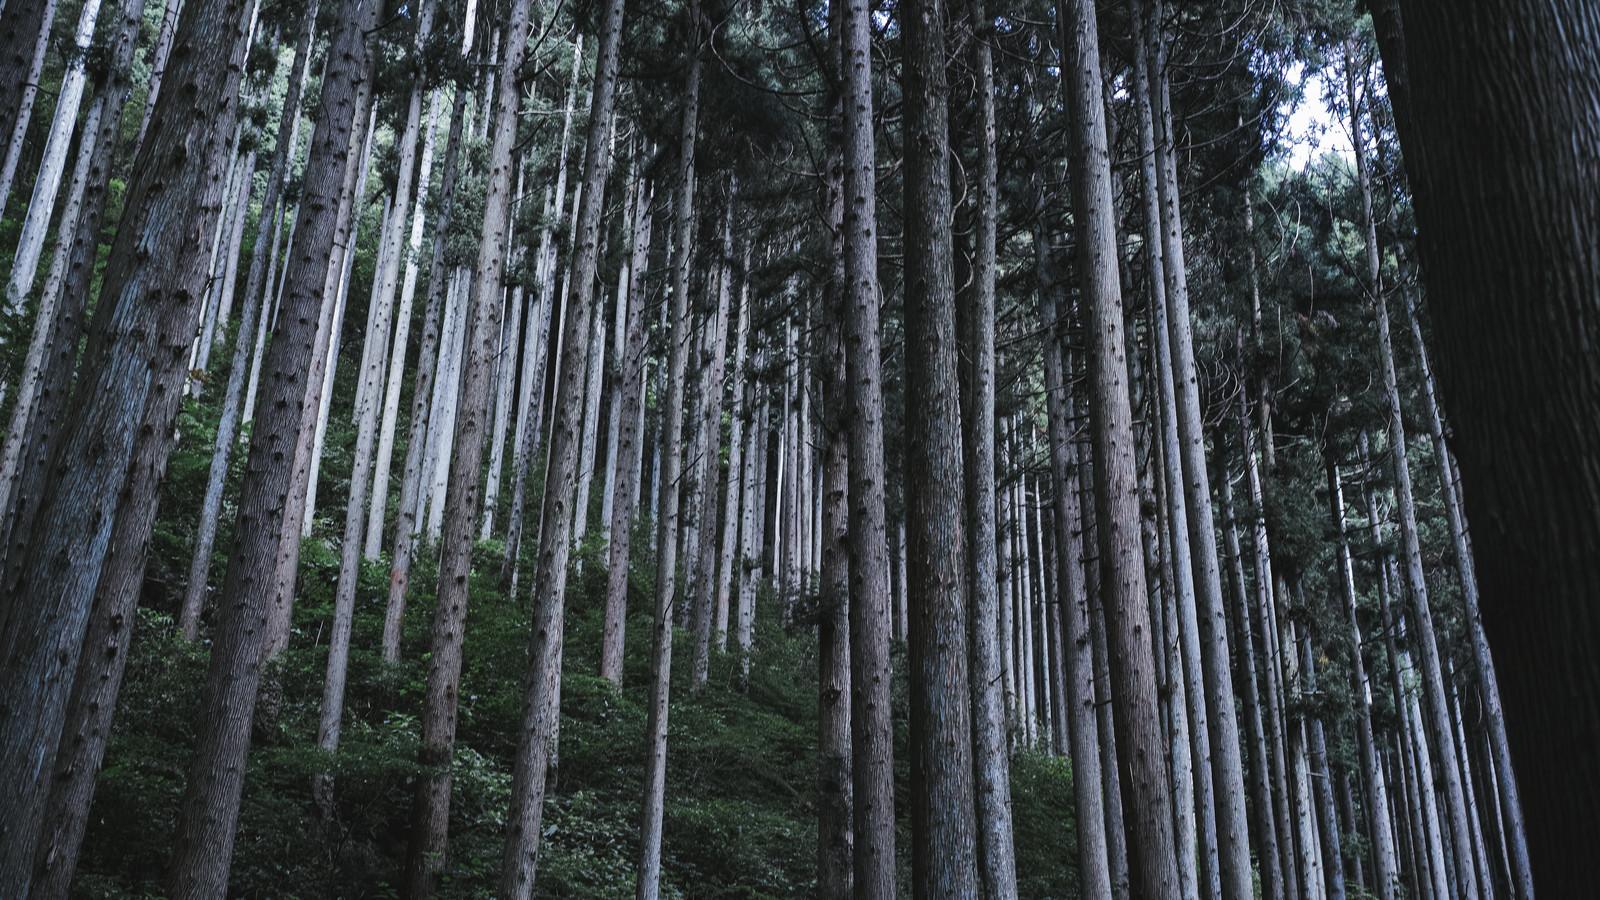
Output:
[0, 0, 1594, 897]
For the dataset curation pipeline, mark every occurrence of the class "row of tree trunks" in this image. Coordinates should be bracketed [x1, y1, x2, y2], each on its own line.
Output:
[0, 0, 256, 893]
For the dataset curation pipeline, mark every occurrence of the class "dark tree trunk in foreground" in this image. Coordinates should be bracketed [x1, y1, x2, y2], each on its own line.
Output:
[903, 0, 980, 892]
[0, 1, 252, 893]
[165, 1, 380, 895]
[839, 0, 896, 885]
[1058, 0, 1182, 897]
[1371, 3, 1600, 891]
[958, 0, 1018, 893]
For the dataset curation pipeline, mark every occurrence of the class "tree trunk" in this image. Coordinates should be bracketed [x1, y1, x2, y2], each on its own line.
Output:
[818, 155, 854, 894]
[1400, 287, 1533, 900]
[132, 0, 182, 153]
[382, 82, 470, 663]
[1372, 3, 1600, 891]
[689, 197, 733, 691]
[493, 4, 622, 895]
[368, 89, 444, 558]
[164, 1, 378, 889]
[18, 5, 155, 896]
[179, 0, 320, 637]
[502, 34, 587, 582]
[1328, 460, 1398, 900]
[0, 0, 57, 219]
[1039, 231, 1114, 900]
[601, 174, 655, 686]
[959, 0, 1016, 890]
[1220, 458, 1285, 900]
[1301, 636, 1346, 900]
[714, 245, 750, 649]
[1059, 0, 1181, 895]
[0, 1, 252, 892]
[401, 7, 537, 896]
[5, 0, 105, 312]
[637, 33, 699, 899]
[903, 0, 980, 889]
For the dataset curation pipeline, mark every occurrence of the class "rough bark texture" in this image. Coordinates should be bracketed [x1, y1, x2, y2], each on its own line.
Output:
[1058, 0, 1181, 897]
[1040, 235, 1114, 900]
[903, 0, 980, 890]
[958, 1, 1017, 893]
[601, 176, 654, 686]
[0, 1, 251, 893]
[1371, 3, 1599, 892]
[179, 0, 320, 639]
[844, 7, 896, 877]
[638, 40, 699, 899]
[382, 83, 469, 664]
[0, 0, 56, 217]
[21, 6, 178, 897]
[163, 1, 379, 895]
[819, 212, 855, 896]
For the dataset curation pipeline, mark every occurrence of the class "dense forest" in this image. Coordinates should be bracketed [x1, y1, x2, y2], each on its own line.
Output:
[0, 0, 1593, 897]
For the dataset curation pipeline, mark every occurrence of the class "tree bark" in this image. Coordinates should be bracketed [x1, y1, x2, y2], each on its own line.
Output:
[637, 33, 699, 898]
[1372, 3, 1600, 891]
[1058, 0, 1181, 895]
[0, 1, 252, 893]
[382, 81, 471, 663]
[0, 0, 57, 219]
[958, 1, 1017, 892]
[601, 175, 655, 686]
[1039, 231, 1114, 900]
[903, 0, 981, 888]
[163, 0, 378, 892]
[179, 0, 320, 638]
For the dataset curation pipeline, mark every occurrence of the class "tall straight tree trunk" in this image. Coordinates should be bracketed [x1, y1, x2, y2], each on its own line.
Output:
[1039, 232, 1114, 900]
[1399, 285, 1533, 900]
[1220, 457, 1285, 900]
[493, 2, 622, 895]
[502, 34, 586, 582]
[1328, 460, 1398, 900]
[369, 89, 444, 559]
[1302, 635, 1347, 900]
[838, 0, 902, 871]
[382, 80, 471, 663]
[571, 259, 609, 543]
[0, 53, 116, 543]
[1130, 13, 1209, 894]
[405, 4, 535, 894]
[1076, 427, 1133, 900]
[1365, 152, 1481, 900]
[0, 1, 253, 893]
[958, 0, 1016, 892]
[714, 245, 750, 648]
[318, 0, 440, 784]
[1243, 409, 1299, 900]
[179, 0, 320, 638]
[0, 0, 57, 218]
[818, 150, 854, 894]
[1370, 4, 1600, 888]
[690, 199, 734, 691]
[5, 0, 105, 312]
[902, 0, 980, 890]
[1142, 7, 1255, 896]
[19, 4, 159, 897]
[165, 1, 379, 890]
[132, 0, 181, 153]
[1058, 0, 1181, 895]
[601, 175, 654, 686]
[637, 31, 699, 899]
